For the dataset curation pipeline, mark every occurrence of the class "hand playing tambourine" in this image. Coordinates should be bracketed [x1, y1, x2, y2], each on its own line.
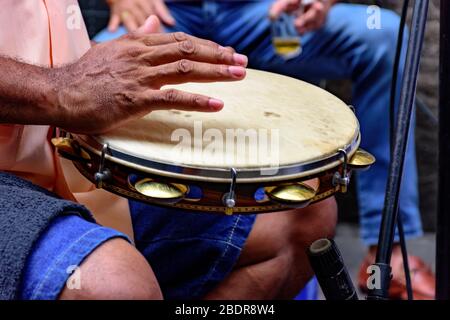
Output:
[107, 0, 175, 32]
[269, 0, 335, 34]
[54, 16, 248, 135]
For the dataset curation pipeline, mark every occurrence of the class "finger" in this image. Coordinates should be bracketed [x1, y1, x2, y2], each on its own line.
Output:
[146, 60, 246, 87]
[154, 1, 176, 26]
[123, 14, 139, 32]
[137, 15, 162, 34]
[222, 46, 236, 54]
[294, 6, 318, 33]
[136, 0, 154, 16]
[108, 14, 121, 32]
[269, 0, 301, 20]
[129, 6, 148, 29]
[145, 89, 224, 112]
[134, 32, 236, 54]
[141, 41, 248, 66]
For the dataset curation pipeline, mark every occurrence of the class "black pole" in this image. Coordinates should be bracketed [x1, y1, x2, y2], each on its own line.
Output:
[367, 0, 429, 300]
[437, 0, 450, 300]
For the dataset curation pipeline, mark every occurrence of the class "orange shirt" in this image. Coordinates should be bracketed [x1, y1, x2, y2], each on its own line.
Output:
[0, 0, 133, 239]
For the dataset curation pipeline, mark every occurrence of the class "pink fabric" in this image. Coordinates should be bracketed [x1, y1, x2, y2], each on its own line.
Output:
[0, 0, 90, 191]
[0, 1, 134, 238]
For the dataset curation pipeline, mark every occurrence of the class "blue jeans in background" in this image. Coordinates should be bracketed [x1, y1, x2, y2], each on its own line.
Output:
[95, 1, 423, 245]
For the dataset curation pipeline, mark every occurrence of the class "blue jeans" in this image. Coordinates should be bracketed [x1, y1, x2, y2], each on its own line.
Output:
[19, 215, 128, 300]
[95, 1, 423, 245]
[20, 208, 255, 300]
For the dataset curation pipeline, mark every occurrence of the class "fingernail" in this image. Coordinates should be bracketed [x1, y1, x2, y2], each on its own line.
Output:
[233, 53, 248, 66]
[228, 66, 246, 78]
[208, 98, 224, 110]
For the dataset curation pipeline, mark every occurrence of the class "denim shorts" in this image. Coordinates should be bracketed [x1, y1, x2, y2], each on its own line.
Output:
[19, 203, 256, 300]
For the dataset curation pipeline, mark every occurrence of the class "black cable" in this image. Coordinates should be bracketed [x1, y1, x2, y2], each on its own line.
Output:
[397, 214, 414, 299]
[388, 0, 414, 301]
[389, 0, 410, 143]
[369, 0, 428, 300]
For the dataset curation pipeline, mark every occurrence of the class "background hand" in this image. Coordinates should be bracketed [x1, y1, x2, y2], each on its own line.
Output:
[107, 0, 175, 32]
[295, 1, 332, 34]
[269, 0, 333, 35]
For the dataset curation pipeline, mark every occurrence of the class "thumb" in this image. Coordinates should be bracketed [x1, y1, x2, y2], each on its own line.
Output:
[137, 15, 162, 34]
[269, 0, 301, 20]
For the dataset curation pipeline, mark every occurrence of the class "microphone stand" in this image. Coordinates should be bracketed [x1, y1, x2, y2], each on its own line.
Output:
[437, 0, 450, 300]
[367, 0, 429, 300]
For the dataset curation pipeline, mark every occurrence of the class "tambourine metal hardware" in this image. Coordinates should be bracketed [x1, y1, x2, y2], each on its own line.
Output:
[223, 168, 237, 215]
[95, 143, 112, 189]
[348, 149, 376, 170]
[265, 183, 317, 208]
[332, 149, 350, 193]
[51, 137, 91, 162]
[133, 178, 188, 204]
[348, 105, 356, 113]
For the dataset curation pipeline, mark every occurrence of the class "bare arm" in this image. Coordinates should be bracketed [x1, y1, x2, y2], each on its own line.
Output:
[0, 27, 247, 134]
[0, 56, 60, 126]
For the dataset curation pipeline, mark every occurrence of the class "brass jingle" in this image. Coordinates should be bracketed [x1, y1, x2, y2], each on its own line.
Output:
[134, 178, 188, 204]
[51, 137, 91, 161]
[265, 183, 317, 208]
[348, 149, 376, 170]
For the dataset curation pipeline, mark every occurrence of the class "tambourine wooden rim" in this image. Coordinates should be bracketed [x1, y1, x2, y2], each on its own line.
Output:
[74, 129, 360, 183]
[52, 68, 375, 214]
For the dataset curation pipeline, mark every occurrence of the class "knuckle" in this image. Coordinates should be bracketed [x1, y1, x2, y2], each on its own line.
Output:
[216, 48, 229, 63]
[176, 59, 194, 74]
[216, 64, 229, 76]
[142, 36, 154, 47]
[178, 40, 196, 55]
[173, 32, 188, 42]
[163, 89, 179, 103]
[116, 91, 137, 106]
[191, 94, 204, 107]
[126, 47, 143, 58]
[225, 46, 236, 54]
[206, 40, 220, 49]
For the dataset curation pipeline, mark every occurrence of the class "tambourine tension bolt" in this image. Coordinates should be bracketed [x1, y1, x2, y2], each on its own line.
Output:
[225, 195, 236, 208]
[333, 149, 350, 193]
[223, 168, 237, 215]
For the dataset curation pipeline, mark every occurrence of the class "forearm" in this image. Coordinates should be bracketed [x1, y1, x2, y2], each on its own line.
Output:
[0, 56, 60, 126]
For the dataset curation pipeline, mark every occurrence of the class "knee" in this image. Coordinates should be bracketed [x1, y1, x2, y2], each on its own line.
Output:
[287, 197, 338, 250]
[369, 8, 403, 56]
[59, 238, 163, 300]
[352, 8, 403, 71]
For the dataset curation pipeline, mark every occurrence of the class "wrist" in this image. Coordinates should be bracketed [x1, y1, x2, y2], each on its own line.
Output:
[45, 66, 73, 128]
